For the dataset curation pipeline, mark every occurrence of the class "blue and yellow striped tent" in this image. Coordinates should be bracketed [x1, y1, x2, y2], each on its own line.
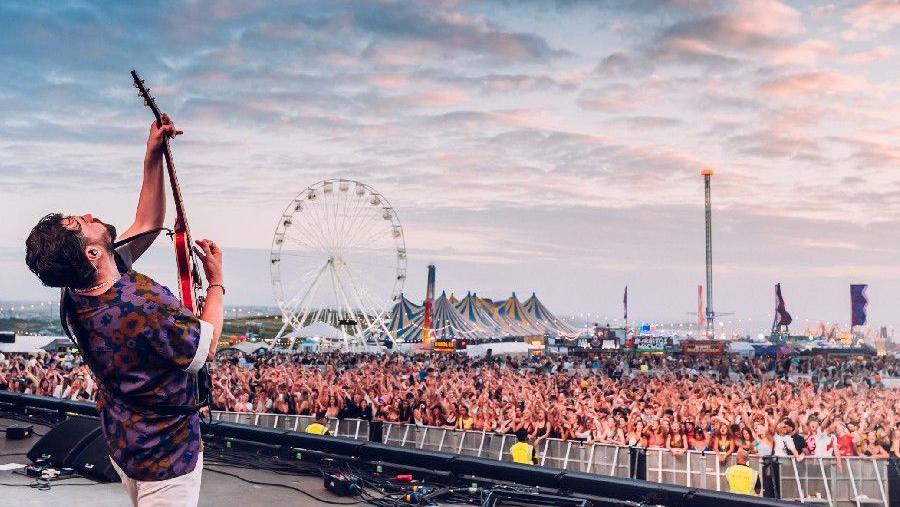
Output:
[385, 293, 426, 342]
[523, 292, 578, 336]
[455, 292, 503, 337]
[495, 293, 542, 337]
[430, 291, 491, 341]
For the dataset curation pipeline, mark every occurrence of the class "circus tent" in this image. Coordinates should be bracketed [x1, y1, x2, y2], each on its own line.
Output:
[385, 293, 425, 342]
[455, 292, 503, 336]
[523, 293, 578, 336]
[430, 292, 491, 341]
[383, 289, 574, 343]
[495, 293, 543, 336]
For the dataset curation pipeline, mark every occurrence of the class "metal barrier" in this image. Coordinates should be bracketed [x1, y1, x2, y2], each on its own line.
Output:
[640, 448, 889, 507]
[211, 411, 369, 440]
[214, 412, 892, 506]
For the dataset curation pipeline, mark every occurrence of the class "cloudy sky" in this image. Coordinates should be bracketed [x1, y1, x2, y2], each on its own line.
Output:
[2, 0, 900, 334]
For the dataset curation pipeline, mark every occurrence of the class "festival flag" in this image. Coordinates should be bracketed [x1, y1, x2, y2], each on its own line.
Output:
[774, 283, 792, 327]
[850, 284, 868, 327]
[623, 286, 628, 322]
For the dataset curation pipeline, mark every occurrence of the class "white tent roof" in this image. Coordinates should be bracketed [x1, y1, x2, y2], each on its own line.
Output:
[465, 341, 530, 357]
[0, 335, 66, 354]
[228, 341, 271, 355]
[283, 321, 351, 341]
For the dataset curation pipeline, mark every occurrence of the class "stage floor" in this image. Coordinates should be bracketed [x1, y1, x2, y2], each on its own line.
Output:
[0, 417, 357, 506]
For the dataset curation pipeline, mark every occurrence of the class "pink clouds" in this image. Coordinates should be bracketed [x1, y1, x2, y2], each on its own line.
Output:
[845, 0, 900, 34]
[843, 45, 895, 64]
[577, 80, 663, 111]
[379, 89, 468, 109]
[663, 0, 802, 50]
[367, 73, 412, 89]
[725, 0, 802, 40]
[758, 71, 863, 97]
[765, 39, 834, 65]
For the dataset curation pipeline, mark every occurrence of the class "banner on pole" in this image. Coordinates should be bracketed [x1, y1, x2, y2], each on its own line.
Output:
[774, 283, 792, 327]
[850, 284, 868, 327]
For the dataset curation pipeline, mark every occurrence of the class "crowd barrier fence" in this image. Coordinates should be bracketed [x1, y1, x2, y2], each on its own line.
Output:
[211, 411, 893, 507]
[210, 411, 369, 441]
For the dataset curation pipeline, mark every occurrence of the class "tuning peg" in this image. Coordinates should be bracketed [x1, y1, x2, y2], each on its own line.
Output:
[144, 99, 149, 107]
[133, 82, 139, 88]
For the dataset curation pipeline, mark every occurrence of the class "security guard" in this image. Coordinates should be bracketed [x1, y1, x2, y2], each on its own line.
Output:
[725, 449, 761, 495]
[305, 412, 330, 436]
[510, 429, 538, 465]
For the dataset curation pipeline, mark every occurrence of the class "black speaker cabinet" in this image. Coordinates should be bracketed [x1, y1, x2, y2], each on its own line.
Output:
[70, 434, 120, 482]
[27, 416, 102, 466]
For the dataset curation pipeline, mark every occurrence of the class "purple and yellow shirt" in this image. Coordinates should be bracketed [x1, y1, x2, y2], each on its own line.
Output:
[69, 255, 212, 481]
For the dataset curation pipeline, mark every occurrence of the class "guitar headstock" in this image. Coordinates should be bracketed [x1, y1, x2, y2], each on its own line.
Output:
[131, 69, 163, 125]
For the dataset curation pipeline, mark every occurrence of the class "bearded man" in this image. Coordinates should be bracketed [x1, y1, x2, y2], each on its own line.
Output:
[24, 115, 223, 507]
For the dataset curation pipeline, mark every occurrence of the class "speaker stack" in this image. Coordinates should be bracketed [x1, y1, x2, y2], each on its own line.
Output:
[27, 416, 120, 482]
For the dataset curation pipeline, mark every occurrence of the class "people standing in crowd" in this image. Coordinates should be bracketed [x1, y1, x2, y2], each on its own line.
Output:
[2, 349, 897, 463]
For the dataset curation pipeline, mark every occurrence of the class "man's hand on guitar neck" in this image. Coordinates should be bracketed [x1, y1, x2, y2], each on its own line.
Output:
[117, 114, 183, 261]
[146, 113, 183, 156]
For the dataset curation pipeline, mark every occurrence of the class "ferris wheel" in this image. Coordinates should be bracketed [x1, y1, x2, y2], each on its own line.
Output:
[270, 179, 407, 346]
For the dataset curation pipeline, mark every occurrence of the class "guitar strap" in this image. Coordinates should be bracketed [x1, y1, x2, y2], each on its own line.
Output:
[59, 228, 210, 417]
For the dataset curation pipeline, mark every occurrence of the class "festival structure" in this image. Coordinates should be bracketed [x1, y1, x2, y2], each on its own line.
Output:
[384, 284, 576, 343]
[428, 292, 492, 341]
[385, 293, 426, 342]
[523, 292, 579, 335]
[455, 292, 503, 336]
[495, 293, 542, 336]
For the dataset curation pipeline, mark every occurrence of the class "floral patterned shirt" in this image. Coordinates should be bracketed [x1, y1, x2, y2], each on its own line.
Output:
[68, 252, 211, 481]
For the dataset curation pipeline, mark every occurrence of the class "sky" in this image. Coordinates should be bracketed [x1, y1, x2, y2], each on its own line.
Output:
[2, 0, 900, 335]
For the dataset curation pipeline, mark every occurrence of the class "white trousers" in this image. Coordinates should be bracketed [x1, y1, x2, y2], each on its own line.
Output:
[110, 453, 203, 507]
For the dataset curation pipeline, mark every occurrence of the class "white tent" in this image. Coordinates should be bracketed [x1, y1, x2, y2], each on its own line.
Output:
[728, 341, 756, 358]
[281, 321, 356, 350]
[0, 335, 67, 354]
[465, 341, 530, 357]
[228, 341, 271, 355]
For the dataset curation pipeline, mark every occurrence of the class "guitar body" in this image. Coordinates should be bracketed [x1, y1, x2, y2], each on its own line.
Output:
[173, 230, 198, 314]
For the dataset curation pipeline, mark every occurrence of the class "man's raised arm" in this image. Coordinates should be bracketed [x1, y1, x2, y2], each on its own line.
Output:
[117, 114, 182, 260]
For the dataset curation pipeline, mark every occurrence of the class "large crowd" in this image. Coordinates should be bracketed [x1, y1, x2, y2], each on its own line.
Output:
[2, 348, 899, 462]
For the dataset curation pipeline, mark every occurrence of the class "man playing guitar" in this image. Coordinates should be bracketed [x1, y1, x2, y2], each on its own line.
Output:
[24, 114, 223, 506]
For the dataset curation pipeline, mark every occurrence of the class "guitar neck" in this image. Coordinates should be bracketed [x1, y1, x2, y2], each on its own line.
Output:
[132, 69, 203, 314]
[161, 137, 190, 233]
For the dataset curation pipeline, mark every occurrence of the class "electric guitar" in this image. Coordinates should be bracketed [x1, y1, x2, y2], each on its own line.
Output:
[131, 70, 204, 315]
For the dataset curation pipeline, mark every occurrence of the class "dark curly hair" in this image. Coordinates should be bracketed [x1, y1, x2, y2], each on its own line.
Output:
[25, 213, 96, 289]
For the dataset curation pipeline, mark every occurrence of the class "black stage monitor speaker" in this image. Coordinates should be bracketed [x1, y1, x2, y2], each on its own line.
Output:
[0, 331, 15, 344]
[27, 416, 102, 466]
[70, 435, 120, 483]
